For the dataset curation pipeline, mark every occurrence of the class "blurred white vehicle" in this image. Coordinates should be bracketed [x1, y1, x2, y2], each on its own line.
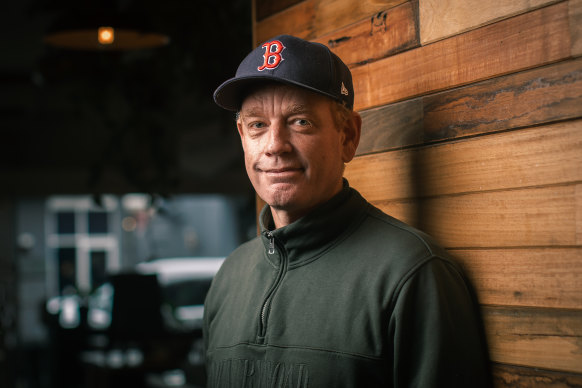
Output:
[81, 257, 225, 387]
[87, 257, 225, 332]
[136, 257, 225, 330]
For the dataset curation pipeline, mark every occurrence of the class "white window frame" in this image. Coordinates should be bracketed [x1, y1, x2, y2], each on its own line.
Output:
[45, 195, 121, 296]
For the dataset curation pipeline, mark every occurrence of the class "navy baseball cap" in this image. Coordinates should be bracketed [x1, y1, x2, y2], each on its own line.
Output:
[213, 34, 354, 111]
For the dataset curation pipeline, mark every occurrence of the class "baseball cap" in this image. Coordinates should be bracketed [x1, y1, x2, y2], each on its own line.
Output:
[213, 34, 354, 111]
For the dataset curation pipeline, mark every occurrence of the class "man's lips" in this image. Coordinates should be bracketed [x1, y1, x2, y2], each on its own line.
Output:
[263, 167, 302, 173]
[257, 166, 304, 179]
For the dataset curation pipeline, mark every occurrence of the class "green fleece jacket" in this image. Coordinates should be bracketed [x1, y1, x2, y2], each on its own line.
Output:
[203, 182, 491, 387]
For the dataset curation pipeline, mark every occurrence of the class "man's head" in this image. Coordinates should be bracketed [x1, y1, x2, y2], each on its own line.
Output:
[213, 35, 361, 228]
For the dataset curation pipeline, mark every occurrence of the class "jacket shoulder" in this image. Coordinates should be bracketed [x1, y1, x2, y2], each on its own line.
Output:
[362, 204, 449, 259]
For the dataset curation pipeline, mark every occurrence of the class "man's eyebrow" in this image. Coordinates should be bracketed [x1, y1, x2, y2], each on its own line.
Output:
[240, 104, 312, 118]
[285, 104, 311, 115]
[239, 107, 264, 118]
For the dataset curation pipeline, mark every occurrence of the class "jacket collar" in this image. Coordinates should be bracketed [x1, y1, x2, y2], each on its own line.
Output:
[259, 180, 368, 267]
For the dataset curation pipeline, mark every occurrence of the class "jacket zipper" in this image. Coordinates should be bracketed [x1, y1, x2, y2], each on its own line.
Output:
[268, 232, 275, 254]
[259, 231, 287, 340]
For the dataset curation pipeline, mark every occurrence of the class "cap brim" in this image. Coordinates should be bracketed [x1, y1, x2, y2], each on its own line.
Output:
[213, 75, 343, 112]
[213, 77, 267, 112]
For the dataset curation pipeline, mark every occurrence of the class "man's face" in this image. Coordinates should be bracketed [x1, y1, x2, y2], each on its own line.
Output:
[237, 84, 358, 227]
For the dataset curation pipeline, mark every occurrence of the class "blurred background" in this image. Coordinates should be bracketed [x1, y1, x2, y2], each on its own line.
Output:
[0, 0, 255, 387]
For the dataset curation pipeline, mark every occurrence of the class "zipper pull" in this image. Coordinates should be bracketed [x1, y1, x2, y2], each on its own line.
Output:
[267, 232, 275, 254]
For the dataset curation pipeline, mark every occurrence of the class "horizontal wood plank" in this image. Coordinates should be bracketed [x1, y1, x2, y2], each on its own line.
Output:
[452, 248, 582, 309]
[492, 362, 582, 387]
[352, 2, 571, 111]
[419, 0, 560, 45]
[370, 184, 581, 248]
[346, 148, 416, 202]
[357, 98, 424, 154]
[254, 1, 315, 43]
[313, 1, 419, 67]
[571, 0, 582, 56]
[347, 119, 582, 201]
[422, 59, 582, 143]
[357, 58, 582, 154]
[254, 0, 303, 21]
[255, 0, 406, 43]
[484, 306, 582, 373]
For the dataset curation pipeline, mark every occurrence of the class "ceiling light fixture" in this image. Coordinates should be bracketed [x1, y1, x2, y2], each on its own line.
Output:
[97, 26, 115, 45]
[44, 8, 170, 51]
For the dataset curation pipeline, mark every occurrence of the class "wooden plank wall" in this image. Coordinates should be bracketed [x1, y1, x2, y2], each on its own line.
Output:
[253, 0, 582, 386]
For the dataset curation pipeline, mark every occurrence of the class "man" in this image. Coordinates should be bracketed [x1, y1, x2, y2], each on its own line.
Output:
[204, 34, 491, 387]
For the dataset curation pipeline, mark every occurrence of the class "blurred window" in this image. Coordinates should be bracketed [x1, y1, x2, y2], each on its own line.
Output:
[88, 211, 108, 234]
[57, 211, 75, 234]
[90, 250, 108, 289]
[57, 247, 76, 293]
[46, 196, 120, 296]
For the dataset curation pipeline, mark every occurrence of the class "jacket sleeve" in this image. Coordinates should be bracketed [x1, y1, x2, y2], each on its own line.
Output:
[388, 256, 492, 388]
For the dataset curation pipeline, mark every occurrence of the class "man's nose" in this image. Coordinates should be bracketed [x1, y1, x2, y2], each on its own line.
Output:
[265, 122, 292, 156]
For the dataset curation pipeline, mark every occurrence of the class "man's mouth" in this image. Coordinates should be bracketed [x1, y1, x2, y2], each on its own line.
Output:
[259, 166, 304, 180]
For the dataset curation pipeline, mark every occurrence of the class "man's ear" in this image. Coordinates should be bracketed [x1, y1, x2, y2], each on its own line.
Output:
[341, 111, 362, 163]
[236, 116, 245, 140]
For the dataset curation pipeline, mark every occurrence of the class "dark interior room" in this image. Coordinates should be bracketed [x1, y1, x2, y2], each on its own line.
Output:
[1, 1, 254, 387]
[2, 0, 254, 196]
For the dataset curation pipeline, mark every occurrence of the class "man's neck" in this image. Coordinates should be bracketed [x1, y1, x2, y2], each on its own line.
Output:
[270, 206, 309, 229]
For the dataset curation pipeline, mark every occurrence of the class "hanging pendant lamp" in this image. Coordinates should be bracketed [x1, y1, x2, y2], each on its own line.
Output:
[43, 4, 170, 51]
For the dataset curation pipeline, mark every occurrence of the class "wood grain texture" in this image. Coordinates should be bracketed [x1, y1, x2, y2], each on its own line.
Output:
[254, 0, 303, 21]
[352, 2, 571, 111]
[370, 184, 581, 248]
[346, 148, 416, 201]
[452, 248, 582, 309]
[358, 98, 424, 154]
[484, 306, 582, 373]
[356, 58, 582, 154]
[492, 363, 582, 387]
[578, 184, 582, 244]
[570, 0, 582, 56]
[422, 58, 582, 142]
[313, 1, 419, 67]
[254, 0, 406, 43]
[347, 119, 582, 201]
[419, 0, 560, 45]
[255, 1, 316, 43]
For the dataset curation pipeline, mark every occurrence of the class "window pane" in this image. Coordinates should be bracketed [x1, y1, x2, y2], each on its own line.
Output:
[57, 247, 76, 294]
[90, 251, 107, 290]
[88, 211, 108, 234]
[57, 212, 75, 234]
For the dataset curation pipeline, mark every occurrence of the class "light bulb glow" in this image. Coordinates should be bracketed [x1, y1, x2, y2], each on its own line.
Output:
[98, 27, 115, 45]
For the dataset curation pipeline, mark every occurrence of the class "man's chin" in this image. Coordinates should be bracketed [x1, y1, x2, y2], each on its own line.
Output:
[261, 186, 300, 209]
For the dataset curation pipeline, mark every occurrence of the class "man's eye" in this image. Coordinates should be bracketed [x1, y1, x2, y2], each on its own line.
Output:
[293, 118, 311, 126]
[248, 122, 267, 130]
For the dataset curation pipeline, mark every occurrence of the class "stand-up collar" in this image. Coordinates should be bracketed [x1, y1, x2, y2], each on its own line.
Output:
[259, 180, 369, 267]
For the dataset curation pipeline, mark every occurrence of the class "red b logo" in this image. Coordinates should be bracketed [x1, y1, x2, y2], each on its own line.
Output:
[258, 40, 285, 71]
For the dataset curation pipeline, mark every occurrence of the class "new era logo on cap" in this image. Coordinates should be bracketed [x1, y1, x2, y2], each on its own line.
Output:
[213, 34, 354, 111]
[341, 82, 349, 96]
